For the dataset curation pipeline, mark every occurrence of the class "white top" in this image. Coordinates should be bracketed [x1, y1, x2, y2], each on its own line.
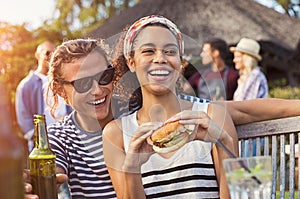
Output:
[121, 101, 220, 198]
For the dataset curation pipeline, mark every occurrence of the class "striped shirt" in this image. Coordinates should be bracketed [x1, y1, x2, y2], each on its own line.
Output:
[48, 111, 116, 199]
[121, 101, 220, 198]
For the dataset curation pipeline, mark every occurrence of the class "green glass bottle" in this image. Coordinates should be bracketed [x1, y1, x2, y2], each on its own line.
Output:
[29, 114, 58, 199]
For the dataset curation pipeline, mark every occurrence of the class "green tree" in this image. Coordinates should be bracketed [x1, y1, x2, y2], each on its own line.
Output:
[275, 0, 300, 17]
[45, 0, 140, 38]
[0, 21, 69, 136]
[0, 0, 141, 136]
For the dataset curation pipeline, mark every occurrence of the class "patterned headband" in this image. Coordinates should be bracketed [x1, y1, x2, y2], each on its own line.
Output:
[123, 15, 184, 60]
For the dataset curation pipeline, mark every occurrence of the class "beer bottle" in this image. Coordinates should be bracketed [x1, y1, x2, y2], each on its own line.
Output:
[0, 79, 24, 198]
[29, 114, 58, 199]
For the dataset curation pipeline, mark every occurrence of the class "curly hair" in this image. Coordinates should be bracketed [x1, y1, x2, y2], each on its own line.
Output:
[111, 28, 142, 111]
[47, 38, 116, 118]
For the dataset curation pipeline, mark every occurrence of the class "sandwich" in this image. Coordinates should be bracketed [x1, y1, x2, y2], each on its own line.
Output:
[149, 121, 194, 153]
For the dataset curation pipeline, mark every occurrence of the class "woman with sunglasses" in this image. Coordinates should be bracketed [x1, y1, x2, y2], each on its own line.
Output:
[102, 15, 238, 199]
[43, 38, 125, 198]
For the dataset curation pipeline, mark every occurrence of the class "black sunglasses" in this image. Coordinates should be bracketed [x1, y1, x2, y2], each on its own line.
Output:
[60, 66, 115, 93]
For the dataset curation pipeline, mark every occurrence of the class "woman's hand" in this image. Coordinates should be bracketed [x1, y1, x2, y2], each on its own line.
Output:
[123, 122, 162, 173]
[165, 110, 227, 143]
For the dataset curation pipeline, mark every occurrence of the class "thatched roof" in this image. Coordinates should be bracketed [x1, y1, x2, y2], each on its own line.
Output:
[88, 0, 300, 49]
[87, 0, 300, 85]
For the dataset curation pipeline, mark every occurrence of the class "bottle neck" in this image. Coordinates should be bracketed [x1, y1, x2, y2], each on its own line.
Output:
[34, 120, 50, 150]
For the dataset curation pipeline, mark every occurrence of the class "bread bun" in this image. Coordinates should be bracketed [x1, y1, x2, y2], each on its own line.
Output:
[150, 121, 192, 153]
[152, 133, 189, 153]
[151, 121, 181, 142]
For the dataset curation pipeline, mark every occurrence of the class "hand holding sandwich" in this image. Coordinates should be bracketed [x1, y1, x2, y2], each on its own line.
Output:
[164, 109, 233, 144]
[123, 108, 226, 171]
[122, 122, 162, 173]
[148, 121, 194, 153]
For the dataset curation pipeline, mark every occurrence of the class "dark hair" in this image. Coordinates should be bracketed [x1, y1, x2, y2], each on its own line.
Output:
[112, 28, 142, 112]
[204, 37, 229, 61]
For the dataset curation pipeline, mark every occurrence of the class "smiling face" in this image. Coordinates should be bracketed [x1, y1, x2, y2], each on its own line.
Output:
[61, 51, 113, 122]
[127, 25, 182, 95]
[233, 51, 245, 71]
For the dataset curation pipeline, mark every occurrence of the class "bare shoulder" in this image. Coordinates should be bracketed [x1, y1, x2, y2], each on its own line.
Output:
[102, 119, 126, 171]
[103, 119, 123, 147]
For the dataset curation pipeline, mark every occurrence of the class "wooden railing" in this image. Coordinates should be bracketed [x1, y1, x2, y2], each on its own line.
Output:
[236, 116, 300, 199]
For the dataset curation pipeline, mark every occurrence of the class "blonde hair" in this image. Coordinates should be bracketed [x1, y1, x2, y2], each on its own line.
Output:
[240, 53, 257, 76]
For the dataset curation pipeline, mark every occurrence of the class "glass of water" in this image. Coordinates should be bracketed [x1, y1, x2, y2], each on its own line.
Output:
[223, 156, 272, 199]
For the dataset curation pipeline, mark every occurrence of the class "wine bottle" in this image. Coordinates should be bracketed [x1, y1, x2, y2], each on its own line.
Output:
[29, 114, 58, 199]
[0, 79, 24, 198]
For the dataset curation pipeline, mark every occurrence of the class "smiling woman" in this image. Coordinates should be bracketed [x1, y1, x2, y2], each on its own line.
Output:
[102, 15, 239, 199]
[0, 0, 54, 29]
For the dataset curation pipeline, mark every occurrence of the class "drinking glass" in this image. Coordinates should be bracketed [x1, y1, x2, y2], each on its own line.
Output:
[223, 156, 272, 199]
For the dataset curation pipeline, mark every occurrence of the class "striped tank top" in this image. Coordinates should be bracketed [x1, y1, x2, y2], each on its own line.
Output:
[121, 101, 220, 198]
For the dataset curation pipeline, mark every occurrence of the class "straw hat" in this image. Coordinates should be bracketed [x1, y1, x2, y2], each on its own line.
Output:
[230, 38, 262, 61]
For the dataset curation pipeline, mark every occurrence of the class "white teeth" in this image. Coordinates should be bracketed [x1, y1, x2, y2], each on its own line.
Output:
[149, 70, 170, 76]
[90, 97, 105, 105]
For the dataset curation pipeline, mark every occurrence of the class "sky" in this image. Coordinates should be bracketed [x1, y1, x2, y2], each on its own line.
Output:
[0, 0, 55, 29]
[0, 0, 285, 30]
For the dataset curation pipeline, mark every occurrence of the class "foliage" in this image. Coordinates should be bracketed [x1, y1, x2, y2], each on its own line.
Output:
[268, 78, 300, 99]
[269, 86, 300, 99]
[275, 0, 300, 17]
[0, 0, 141, 134]
[258, 0, 300, 17]
[0, 23, 35, 98]
[268, 78, 288, 90]
[0, 23, 68, 135]
[49, 0, 140, 38]
[0, 23, 34, 133]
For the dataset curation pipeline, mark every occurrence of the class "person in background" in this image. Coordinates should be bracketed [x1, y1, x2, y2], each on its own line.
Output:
[103, 15, 238, 198]
[231, 37, 268, 101]
[189, 37, 239, 100]
[15, 41, 71, 151]
[230, 37, 268, 157]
